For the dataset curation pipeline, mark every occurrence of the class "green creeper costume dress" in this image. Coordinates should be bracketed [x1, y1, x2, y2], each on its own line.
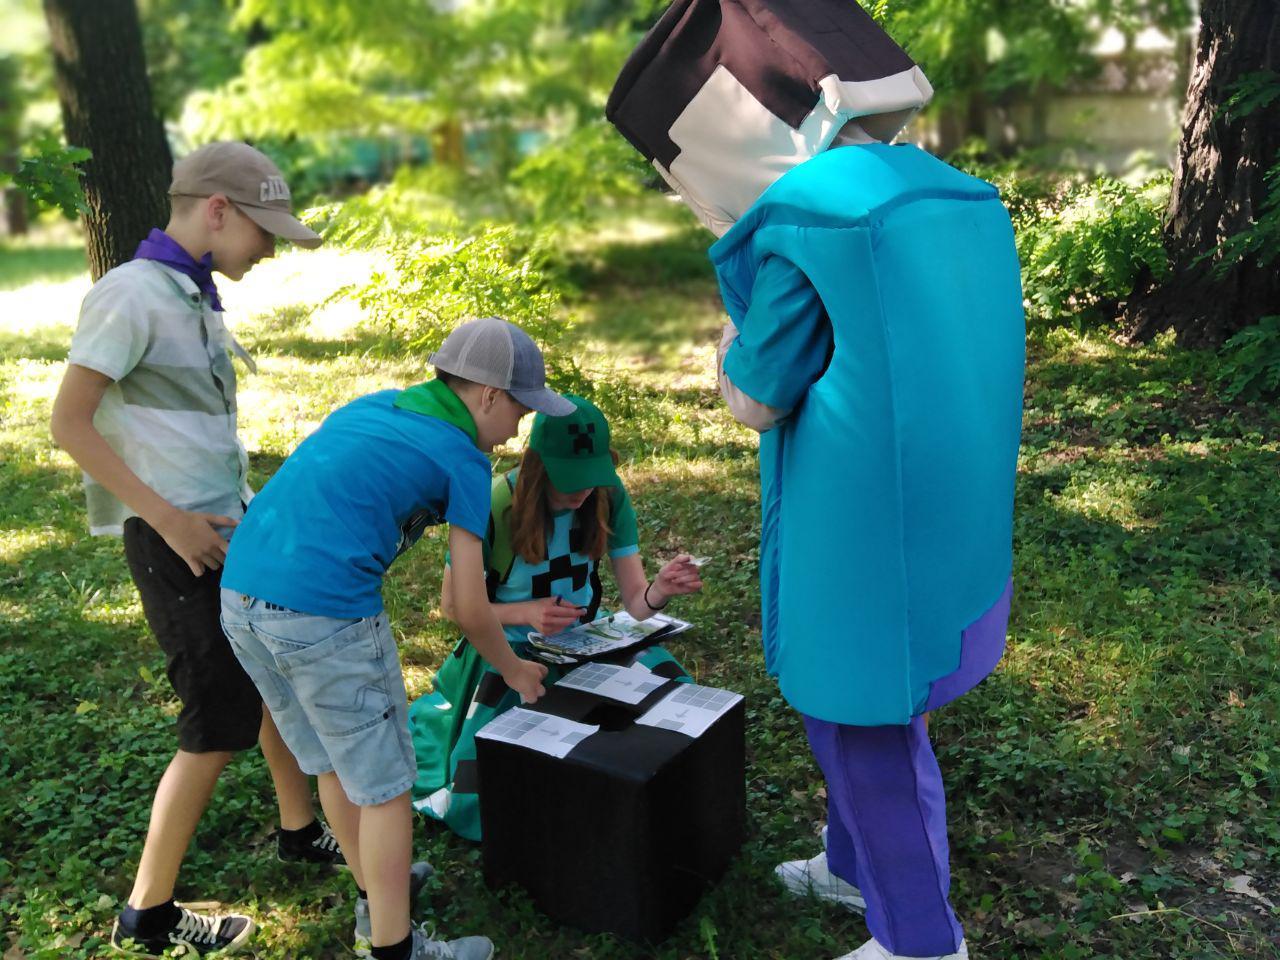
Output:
[409, 469, 690, 840]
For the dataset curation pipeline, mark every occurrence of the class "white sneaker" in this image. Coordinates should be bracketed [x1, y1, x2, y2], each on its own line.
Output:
[834, 937, 969, 960]
[774, 843, 867, 913]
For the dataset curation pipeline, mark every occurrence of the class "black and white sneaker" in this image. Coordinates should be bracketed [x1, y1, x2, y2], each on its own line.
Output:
[277, 819, 347, 869]
[111, 904, 254, 956]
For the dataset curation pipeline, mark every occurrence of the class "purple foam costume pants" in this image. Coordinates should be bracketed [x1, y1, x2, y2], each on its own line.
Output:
[803, 715, 964, 957]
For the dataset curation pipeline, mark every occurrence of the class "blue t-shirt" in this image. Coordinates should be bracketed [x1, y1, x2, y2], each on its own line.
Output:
[222, 390, 491, 617]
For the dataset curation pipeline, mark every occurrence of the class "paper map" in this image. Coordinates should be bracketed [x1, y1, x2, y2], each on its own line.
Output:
[555, 662, 669, 705]
[636, 683, 742, 739]
[475, 708, 598, 759]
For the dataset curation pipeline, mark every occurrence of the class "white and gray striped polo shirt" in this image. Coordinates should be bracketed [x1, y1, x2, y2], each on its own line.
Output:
[67, 259, 254, 536]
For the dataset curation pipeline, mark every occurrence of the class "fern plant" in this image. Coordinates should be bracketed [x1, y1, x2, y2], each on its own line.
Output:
[1216, 315, 1280, 401]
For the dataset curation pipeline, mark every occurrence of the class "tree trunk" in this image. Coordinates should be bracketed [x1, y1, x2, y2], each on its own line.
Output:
[1124, 0, 1280, 348]
[43, 0, 172, 280]
[3, 187, 29, 235]
[431, 118, 466, 170]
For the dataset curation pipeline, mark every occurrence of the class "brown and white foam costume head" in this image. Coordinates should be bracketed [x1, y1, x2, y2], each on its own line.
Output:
[606, 0, 934, 236]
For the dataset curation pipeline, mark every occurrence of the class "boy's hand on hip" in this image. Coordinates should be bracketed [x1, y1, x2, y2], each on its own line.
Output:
[530, 596, 586, 634]
[155, 508, 238, 576]
[502, 658, 549, 704]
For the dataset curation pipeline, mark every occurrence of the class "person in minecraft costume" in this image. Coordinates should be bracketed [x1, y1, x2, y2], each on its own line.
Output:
[607, 3, 1026, 958]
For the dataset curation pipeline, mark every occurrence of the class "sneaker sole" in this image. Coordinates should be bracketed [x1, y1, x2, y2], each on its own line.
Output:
[110, 917, 256, 956]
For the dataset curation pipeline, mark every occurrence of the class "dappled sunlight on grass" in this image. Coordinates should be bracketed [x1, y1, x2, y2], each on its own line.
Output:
[0, 528, 76, 564]
[2, 357, 65, 406]
[1052, 467, 1160, 529]
[218, 246, 386, 327]
[4, 219, 1280, 957]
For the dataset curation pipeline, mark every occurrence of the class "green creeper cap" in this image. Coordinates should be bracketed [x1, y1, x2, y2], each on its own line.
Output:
[529, 395, 619, 493]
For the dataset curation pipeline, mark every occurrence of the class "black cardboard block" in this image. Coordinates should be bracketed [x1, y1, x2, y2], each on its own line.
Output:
[478, 681, 745, 943]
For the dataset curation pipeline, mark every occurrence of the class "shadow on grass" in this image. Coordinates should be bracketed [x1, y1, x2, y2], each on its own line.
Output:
[0, 243, 86, 291]
[240, 326, 395, 361]
[1025, 332, 1278, 447]
[562, 228, 724, 363]
[561, 225, 714, 292]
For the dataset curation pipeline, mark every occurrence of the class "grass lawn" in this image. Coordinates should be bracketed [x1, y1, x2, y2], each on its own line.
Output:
[1, 211, 1278, 960]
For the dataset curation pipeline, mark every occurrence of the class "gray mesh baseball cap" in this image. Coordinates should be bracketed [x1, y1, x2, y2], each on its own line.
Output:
[429, 317, 575, 416]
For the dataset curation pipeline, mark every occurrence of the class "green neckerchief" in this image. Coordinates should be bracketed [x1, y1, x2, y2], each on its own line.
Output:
[394, 378, 478, 444]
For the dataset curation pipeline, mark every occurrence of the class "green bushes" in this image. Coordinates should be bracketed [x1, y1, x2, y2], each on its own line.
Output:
[349, 226, 567, 354]
[1015, 174, 1171, 328]
[951, 148, 1172, 330]
[1216, 315, 1280, 401]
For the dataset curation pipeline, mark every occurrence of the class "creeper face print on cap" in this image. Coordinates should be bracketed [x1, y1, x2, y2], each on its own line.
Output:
[530, 396, 618, 493]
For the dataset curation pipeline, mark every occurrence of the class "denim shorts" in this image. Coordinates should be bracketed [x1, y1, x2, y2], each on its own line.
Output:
[219, 589, 415, 807]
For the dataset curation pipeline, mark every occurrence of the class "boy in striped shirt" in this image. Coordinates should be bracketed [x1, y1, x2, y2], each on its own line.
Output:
[51, 142, 333, 955]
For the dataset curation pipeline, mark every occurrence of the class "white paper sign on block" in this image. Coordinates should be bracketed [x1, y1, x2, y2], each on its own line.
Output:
[475, 707, 598, 759]
[635, 683, 743, 739]
[555, 662, 669, 705]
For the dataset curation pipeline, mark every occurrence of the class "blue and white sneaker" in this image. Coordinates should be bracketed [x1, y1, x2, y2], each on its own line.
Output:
[406, 925, 494, 960]
[353, 861, 434, 956]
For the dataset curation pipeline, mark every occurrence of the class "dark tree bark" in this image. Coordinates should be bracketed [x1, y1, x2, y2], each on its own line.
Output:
[43, 0, 172, 280]
[3, 189, 30, 236]
[1124, 0, 1280, 348]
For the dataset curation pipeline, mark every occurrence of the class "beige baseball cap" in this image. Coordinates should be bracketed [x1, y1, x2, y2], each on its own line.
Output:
[170, 141, 322, 249]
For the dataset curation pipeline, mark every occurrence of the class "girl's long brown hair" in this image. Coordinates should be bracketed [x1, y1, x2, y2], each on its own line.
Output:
[510, 448, 615, 564]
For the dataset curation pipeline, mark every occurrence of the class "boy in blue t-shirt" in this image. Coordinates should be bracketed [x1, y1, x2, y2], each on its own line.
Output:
[220, 317, 573, 960]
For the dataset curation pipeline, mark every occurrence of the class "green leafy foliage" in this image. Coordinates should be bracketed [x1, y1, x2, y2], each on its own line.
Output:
[1216, 315, 1280, 401]
[868, 0, 1191, 109]
[1017, 174, 1171, 327]
[2, 134, 92, 219]
[952, 147, 1171, 330]
[191, 0, 652, 146]
[4, 211, 1279, 957]
[1218, 69, 1280, 121]
[1212, 72, 1280, 276]
[342, 224, 586, 392]
[509, 119, 649, 224]
[139, 0, 247, 120]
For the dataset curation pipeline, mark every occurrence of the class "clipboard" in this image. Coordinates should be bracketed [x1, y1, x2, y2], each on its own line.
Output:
[527, 611, 691, 665]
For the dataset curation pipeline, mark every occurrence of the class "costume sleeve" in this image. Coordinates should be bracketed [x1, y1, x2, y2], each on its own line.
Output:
[67, 271, 149, 381]
[720, 254, 831, 416]
[445, 455, 493, 541]
[607, 483, 640, 559]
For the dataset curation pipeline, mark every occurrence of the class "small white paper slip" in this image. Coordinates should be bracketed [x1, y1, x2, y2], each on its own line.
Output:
[475, 707, 598, 759]
[555, 662, 669, 705]
[635, 683, 743, 739]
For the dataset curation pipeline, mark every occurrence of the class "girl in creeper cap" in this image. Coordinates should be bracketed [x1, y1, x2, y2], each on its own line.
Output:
[409, 394, 704, 840]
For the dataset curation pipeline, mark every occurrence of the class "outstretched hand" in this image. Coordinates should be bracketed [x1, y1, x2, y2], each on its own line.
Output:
[652, 554, 704, 602]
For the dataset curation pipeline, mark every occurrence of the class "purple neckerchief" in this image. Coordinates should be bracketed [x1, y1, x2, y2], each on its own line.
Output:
[133, 228, 222, 312]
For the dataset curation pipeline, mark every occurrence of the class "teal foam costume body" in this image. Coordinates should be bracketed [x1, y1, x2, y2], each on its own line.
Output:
[713, 142, 1025, 725]
[607, 3, 1026, 955]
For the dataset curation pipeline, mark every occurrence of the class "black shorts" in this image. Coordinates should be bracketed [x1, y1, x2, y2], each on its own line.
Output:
[123, 517, 262, 753]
